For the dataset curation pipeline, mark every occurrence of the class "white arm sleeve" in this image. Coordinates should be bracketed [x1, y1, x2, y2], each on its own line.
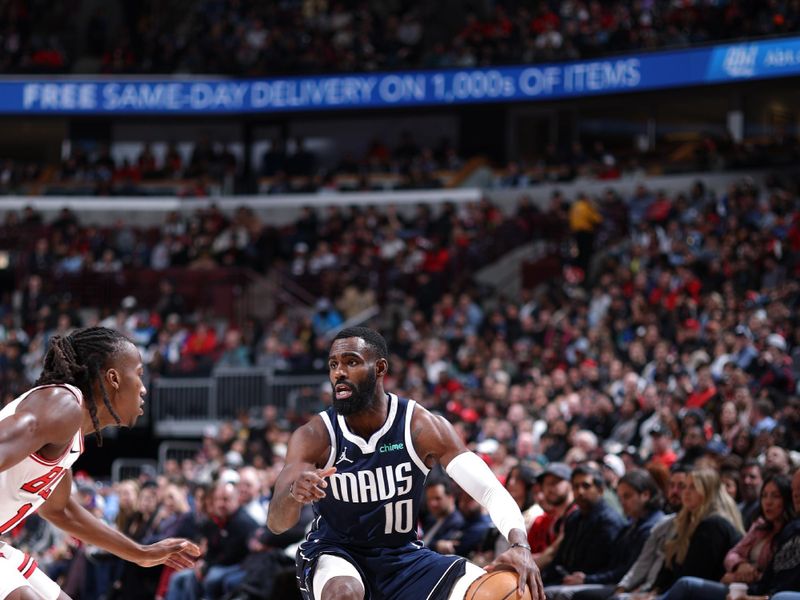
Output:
[445, 451, 526, 542]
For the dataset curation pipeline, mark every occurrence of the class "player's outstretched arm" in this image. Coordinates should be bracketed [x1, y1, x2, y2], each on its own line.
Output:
[410, 406, 545, 600]
[39, 469, 200, 570]
[0, 388, 82, 473]
[267, 415, 333, 535]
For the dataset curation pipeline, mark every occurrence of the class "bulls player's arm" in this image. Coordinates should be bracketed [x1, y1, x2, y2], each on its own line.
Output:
[267, 414, 335, 535]
[0, 387, 82, 472]
[38, 469, 200, 570]
[410, 404, 545, 600]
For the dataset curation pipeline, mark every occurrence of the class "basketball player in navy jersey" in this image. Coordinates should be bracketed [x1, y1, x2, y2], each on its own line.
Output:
[268, 327, 544, 600]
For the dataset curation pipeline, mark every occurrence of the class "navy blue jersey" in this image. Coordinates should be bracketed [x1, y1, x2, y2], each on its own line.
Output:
[297, 393, 467, 600]
[309, 393, 430, 547]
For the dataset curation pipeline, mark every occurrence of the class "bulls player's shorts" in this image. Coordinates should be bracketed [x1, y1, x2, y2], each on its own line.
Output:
[297, 539, 467, 600]
[0, 542, 61, 600]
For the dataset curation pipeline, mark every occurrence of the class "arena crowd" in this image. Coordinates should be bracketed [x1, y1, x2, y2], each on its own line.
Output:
[4, 0, 800, 76]
[1, 168, 799, 598]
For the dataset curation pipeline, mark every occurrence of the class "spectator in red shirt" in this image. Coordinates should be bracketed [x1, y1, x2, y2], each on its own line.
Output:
[686, 365, 719, 411]
[182, 322, 218, 373]
[529, 463, 577, 569]
[649, 424, 678, 469]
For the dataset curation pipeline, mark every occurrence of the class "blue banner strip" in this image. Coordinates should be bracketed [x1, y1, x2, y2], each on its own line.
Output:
[1, 37, 799, 114]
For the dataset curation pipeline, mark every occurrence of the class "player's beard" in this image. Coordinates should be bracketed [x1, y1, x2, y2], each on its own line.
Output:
[333, 370, 377, 416]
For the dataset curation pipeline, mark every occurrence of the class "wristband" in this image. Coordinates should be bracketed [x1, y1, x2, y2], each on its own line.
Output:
[510, 542, 532, 551]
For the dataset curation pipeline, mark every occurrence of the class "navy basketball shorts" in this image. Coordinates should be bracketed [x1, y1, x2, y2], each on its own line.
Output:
[297, 540, 467, 600]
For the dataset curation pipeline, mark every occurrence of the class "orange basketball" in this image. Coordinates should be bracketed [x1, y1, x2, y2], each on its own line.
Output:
[465, 570, 532, 600]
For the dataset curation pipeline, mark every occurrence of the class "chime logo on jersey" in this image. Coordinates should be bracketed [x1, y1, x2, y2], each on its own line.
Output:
[329, 461, 413, 503]
[379, 442, 404, 453]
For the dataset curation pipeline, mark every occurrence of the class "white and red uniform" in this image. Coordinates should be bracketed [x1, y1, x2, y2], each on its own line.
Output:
[0, 383, 84, 600]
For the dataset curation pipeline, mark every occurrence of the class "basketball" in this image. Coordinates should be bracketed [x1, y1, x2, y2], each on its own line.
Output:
[465, 570, 532, 600]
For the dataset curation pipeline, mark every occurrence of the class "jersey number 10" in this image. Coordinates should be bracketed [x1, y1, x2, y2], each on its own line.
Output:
[383, 499, 414, 534]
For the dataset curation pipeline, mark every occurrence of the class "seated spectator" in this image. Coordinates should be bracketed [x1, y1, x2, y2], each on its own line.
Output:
[237, 467, 267, 526]
[720, 466, 742, 504]
[750, 399, 778, 435]
[222, 503, 314, 600]
[114, 480, 141, 531]
[651, 468, 744, 594]
[182, 321, 218, 374]
[492, 462, 541, 556]
[542, 465, 627, 586]
[422, 479, 464, 553]
[722, 474, 794, 585]
[147, 484, 197, 542]
[311, 298, 343, 337]
[547, 469, 666, 600]
[752, 333, 795, 404]
[111, 481, 164, 600]
[601, 454, 626, 517]
[166, 481, 258, 600]
[648, 424, 677, 470]
[529, 462, 576, 569]
[582, 467, 689, 600]
[678, 425, 708, 467]
[739, 460, 764, 530]
[151, 485, 199, 600]
[437, 488, 492, 559]
[505, 462, 542, 529]
[665, 463, 690, 514]
[763, 445, 794, 476]
[215, 329, 252, 369]
[658, 473, 798, 600]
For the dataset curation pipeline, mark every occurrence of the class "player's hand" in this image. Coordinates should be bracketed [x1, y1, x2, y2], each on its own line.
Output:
[487, 545, 544, 600]
[289, 466, 337, 504]
[136, 538, 202, 570]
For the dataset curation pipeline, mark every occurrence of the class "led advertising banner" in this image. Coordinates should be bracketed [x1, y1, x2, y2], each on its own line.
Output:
[1, 37, 799, 115]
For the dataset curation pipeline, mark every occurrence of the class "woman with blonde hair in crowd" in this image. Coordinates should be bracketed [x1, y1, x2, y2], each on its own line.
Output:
[111, 482, 164, 600]
[147, 484, 196, 542]
[151, 485, 198, 600]
[656, 473, 799, 600]
[114, 479, 141, 532]
[651, 468, 744, 594]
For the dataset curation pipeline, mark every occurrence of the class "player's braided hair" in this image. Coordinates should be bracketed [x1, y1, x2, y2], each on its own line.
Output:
[35, 326, 130, 446]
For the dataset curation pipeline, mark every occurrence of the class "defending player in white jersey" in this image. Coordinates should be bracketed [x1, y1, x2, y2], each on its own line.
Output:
[0, 327, 200, 600]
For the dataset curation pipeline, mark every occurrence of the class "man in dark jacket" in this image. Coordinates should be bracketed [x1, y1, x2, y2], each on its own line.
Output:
[421, 479, 465, 554]
[452, 489, 493, 558]
[544, 469, 667, 600]
[166, 480, 258, 600]
[738, 460, 763, 530]
[543, 465, 627, 589]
